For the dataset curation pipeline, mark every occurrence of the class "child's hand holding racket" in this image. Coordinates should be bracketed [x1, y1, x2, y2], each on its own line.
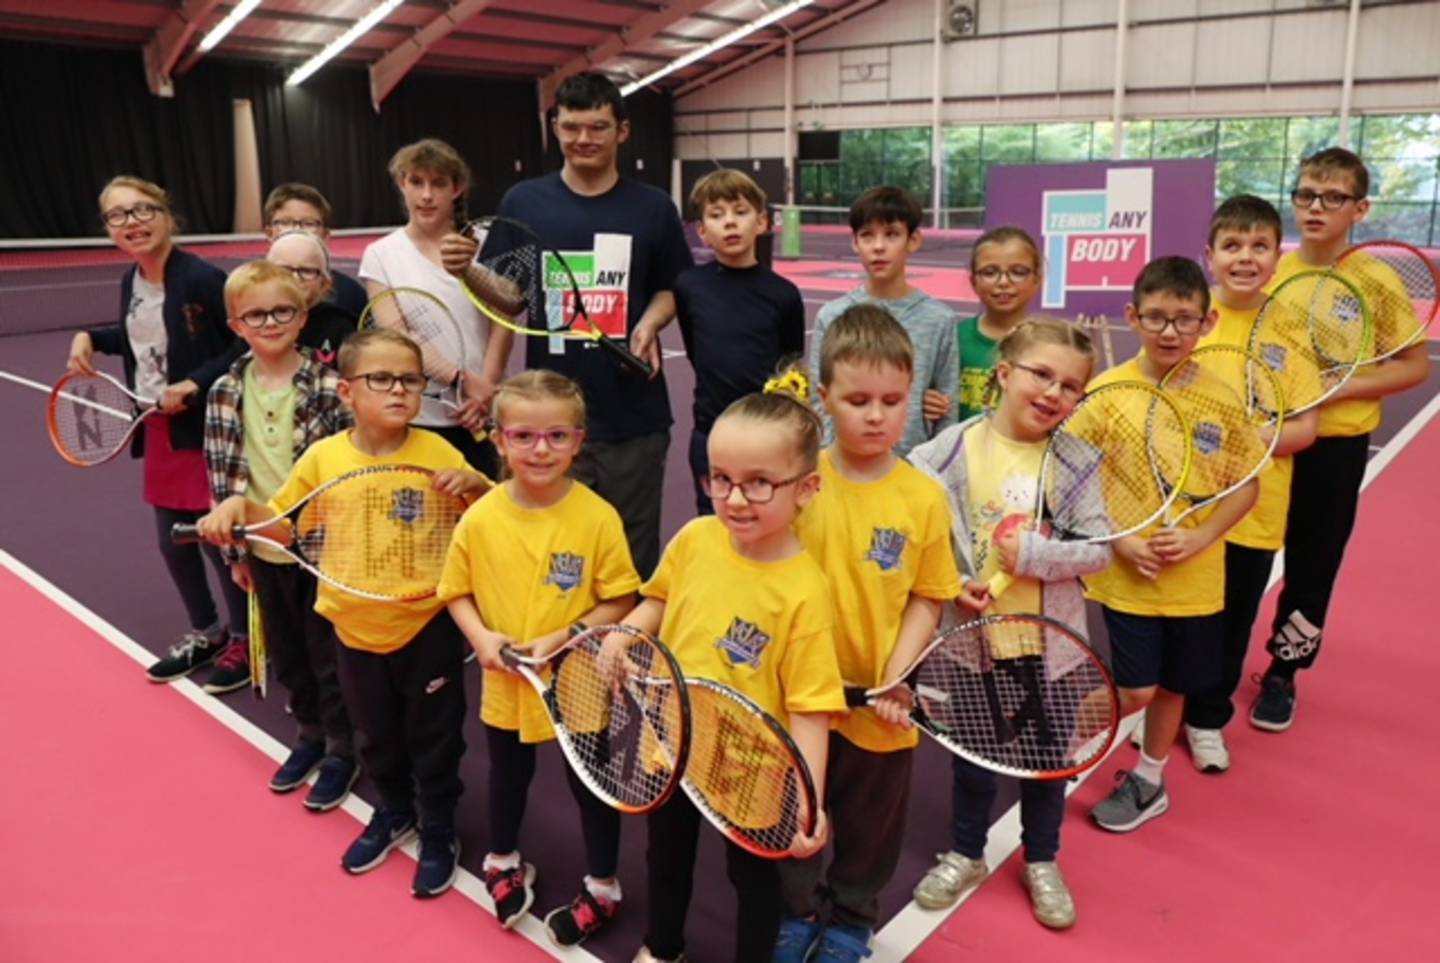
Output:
[468, 627, 517, 672]
[1114, 534, 1162, 580]
[196, 495, 252, 547]
[67, 332, 97, 375]
[957, 580, 993, 613]
[439, 231, 479, 276]
[1149, 526, 1208, 565]
[433, 468, 493, 500]
[159, 380, 199, 414]
[629, 318, 665, 378]
[871, 684, 916, 729]
[789, 808, 828, 860]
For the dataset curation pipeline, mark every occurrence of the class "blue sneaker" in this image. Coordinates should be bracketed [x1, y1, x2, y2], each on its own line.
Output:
[270, 741, 325, 793]
[811, 923, 873, 963]
[772, 917, 822, 963]
[341, 807, 416, 874]
[304, 756, 360, 812]
[412, 824, 460, 898]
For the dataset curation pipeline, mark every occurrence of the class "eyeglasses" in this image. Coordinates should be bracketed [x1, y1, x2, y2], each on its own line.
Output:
[702, 472, 807, 505]
[279, 265, 325, 282]
[347, 371, 427, 393]
[555, 120, 616, 140]
[237, 305, 301, 327]
[102, 203, 164, 228]
[499, 427, 582, 449]
[1291, 188, 1360, 211]
[973, 265, 1036, 284]
[1135, 311, 1206, 335]
[270, 217, 325, 232]
[1011, 363, 1085, 400]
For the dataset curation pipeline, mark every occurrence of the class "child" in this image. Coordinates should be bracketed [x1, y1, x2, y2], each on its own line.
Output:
[907, 318, 1106, 928]
[1085, 257, 1258, 833]
[198, 328, 490, 897]
[196, 261, 358, 806]
[778, 305, 964, 963]
[266, 231, 355, 369]
[675, 168, 805, 515]
[612, 378, 843, 963]
[263, 182, 368, 318]
[1184, 196, 1319, 770]
[438, 370, 640, 947]
[1252, 148, 1429, 731]
[809, 186, 959, 453]
[953, 226, 1044, 421]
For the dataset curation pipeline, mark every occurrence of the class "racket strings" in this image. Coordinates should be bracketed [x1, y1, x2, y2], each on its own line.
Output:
[477, 241, 541, 321]
[49, 375, 141, 464]
[1337, 245, 1437, 358]
[1162, 352, 1273, 502]
[362, 290, 466, 389]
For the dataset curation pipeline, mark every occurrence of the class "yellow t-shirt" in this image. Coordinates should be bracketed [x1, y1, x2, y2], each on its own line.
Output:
[795, 451, 963, 752]
[642, 517, 846, 727]
[268, 429, 469, 653]
[1082, 359, 1225, 617]
[436, 482, 640, 743]
[963, 419, 1044, 622]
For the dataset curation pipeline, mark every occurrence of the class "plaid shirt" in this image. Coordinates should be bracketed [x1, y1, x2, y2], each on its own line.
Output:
[204, 347, 351, 560]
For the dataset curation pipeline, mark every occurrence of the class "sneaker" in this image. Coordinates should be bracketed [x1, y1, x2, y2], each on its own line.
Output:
[145, 629, 227, 682]
[1090, 770, 1169, 833]
[304, 755, 360, 811]
[633, 948, 685, 963]
[811, 923, 873, 963]
[201, 640, 250, 694]
[1184, 725, 1231, 773]
[269, 741, 325, 793]
[913, 851, 988, 910]
[773, 917, 822, 963]
[1250, 673, 1296, 732]
[341, 807, 416, 874]
[484, 861, 536, 929]
[545, 887, 619, 948]
[412, 824, 460, 898]
[1022, 861, 1076, 929]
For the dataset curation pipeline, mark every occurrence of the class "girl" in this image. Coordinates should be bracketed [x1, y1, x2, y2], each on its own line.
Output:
[949, 226, 1044, 422]
[66, 175, 248, 691]
[438, 370, 639, 947]
[608, 374, 843, 963]
[908, 318, 1108, 930]
[359, 138, 512, 474]
[265, 230, 355, 370]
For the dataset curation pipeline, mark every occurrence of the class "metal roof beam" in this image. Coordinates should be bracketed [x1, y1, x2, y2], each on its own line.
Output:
[141, 0, 223, 96]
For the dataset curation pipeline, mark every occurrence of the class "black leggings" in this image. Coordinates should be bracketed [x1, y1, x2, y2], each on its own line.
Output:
[152, 505, 247, 638]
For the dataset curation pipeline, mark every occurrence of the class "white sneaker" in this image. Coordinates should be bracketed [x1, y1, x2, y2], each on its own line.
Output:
[913, 851, 989, 910]
[633, 947, 684, 963]
[1184, 724, 1230, 773]
[1022, 861, 1076, 929]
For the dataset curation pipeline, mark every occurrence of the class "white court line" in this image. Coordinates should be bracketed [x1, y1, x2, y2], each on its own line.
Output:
[0, 547, 602, 963]
[874, 386, 1440, 960]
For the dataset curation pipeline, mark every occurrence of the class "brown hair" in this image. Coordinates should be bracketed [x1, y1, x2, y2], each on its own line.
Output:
[337, 328, 423, 377]
[689, 169, 768, 219]
[1298, 146, 1369, 199]
[263, 183, 333, 227]
[223, 260, 306, 318]
[986, 317, 1095, 407]
[98, 175, 179, 232]
[1132, 256, 1211, 314]
[1208, 194, 1282, 247]
[849, 185, 922, 234]
[388, 138, 471, 225]
[492, 369, 587, 429]
[818, 303, 915, 385]
[717, 360, 823, 472]
[969, 225, 1042, 274]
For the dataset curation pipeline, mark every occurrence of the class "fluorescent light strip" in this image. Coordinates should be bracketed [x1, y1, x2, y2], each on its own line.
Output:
[287, 0, 405, 87]
[620, 0, 815, 96]
[199, 0, 263, 52]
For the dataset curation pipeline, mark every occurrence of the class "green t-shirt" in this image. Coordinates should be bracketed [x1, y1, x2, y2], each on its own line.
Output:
[242, 364, 298, 565]
[956, 315, 1000, 421]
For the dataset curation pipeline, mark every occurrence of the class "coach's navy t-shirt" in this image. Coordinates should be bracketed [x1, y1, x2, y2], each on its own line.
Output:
[675, 260, 806, 434]
[483, 173, 693, 443]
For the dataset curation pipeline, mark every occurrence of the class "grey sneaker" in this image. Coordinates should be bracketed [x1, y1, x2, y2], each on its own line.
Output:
[1091, 770, 1169, 832]
[913, 851, 989, 910]
[1022, 861, 1076, 929]
[1184, 724, 1230, 773]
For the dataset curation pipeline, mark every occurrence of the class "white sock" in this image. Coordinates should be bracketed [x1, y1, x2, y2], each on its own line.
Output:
[585, 875, 622, 902]
[1133, 750, 1167, 787]
[484, 851, 521, 872]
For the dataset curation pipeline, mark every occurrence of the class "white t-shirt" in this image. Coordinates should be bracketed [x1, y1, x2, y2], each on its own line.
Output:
[126, 273, 168, 401]
[358, 228, 492, 427]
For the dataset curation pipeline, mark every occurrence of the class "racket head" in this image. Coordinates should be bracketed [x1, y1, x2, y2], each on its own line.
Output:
[905, 614, 1119, 779]
[680, 677, 818, 859]
[47, 370, 147, 467]
[357, 286, 468, 406]
[1335, 240, 1439, 362]
[1037, 381, 1191, 542]
[1250, 269, 1370, 413]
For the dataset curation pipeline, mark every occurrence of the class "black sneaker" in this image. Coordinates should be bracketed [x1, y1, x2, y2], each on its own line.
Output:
[341, 807, 416, 874]
[484, 861, 536, 929]
[270, 741, 326, 793]
[201, 639, 250, 695]
[146, 630, 227, 682]
[304, 756, 360, 811]
[1250, 673, 1296, 732]
[544, 887, 619, 948]
[412, 824, 460, 898]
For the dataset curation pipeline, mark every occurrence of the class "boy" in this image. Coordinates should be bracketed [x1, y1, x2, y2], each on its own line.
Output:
[674, 169, 805, 514]
[1086, 257, 1258, 832]
[809, 186, 959, 454]
[1184, 196, 1318, 771]
[198, 261, 359, 806]
[263, 183, 368, 318]
[200, 328, 490, 896]
[776, 305, 963, 963]
[1252, 148, 1429, 730]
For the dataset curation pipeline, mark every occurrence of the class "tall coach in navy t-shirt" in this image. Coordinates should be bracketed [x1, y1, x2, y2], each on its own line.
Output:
[478, 73, 692, 577]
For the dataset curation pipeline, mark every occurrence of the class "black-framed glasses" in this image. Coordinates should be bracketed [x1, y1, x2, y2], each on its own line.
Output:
[1136, 311, 1205, 335]
[346, 371, 427, 393]
[499, 427, 582, 449]
[702, 472, 807, 504]
[1011, 362, 1085, 400]
[279, 265, 325, 282]
[270, 217, 325, 232]
[237, 305, 301, 327]
[1291, 188, 1360, 211]
[102, 203, 163, 228]
[974, 265, 1036, 284]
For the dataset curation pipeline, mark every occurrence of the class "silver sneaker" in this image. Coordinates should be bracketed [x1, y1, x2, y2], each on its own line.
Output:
[1091, 770, 1169, 832]
[1184, 724, 1231, 773]
[1022, 861, 1076, 929]
[913, 851, 989, 910]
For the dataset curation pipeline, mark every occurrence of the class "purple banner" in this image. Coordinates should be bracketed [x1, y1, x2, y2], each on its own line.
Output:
[985, 159, 1216, 317]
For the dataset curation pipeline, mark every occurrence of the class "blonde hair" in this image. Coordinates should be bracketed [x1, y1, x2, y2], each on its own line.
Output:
[818, 303, 914, 385]
[388, 138, 471, 225]
[492, 369, 587, 428]
[224, 261, 307, 317]
[986, 317, 1096, 407]
[716, 361, 823, 472]
[98, 175, 178, 232]
[337, 328, 422, 377]
[689, 169, 768, 218]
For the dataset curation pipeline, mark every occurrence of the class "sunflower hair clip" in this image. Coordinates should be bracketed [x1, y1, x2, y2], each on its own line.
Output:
[763, 369, 811, 401]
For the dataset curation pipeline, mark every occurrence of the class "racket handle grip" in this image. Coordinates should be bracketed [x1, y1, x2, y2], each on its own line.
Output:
[987, 571, 1014, 598]
[596, 335, 654, 378]
[169, 523, 244, 544]
[842, 685, 869, 708]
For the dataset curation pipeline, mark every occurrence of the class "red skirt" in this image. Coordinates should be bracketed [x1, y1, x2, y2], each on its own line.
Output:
[143, 416, 211, 512]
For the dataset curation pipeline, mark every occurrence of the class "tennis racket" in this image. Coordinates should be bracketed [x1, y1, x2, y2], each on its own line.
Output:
[1334, 240, 1439, 363]
[171, 464, 481, 602]
[845, 614, 1119, 780]
[247, 591, 268, 700]
[501, 624, 690, 814]
[681, 677, 818, 859]
[47, 370, 195, 467]
[459, 215, 654, 378]
[1249, 269, 1371, 413]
